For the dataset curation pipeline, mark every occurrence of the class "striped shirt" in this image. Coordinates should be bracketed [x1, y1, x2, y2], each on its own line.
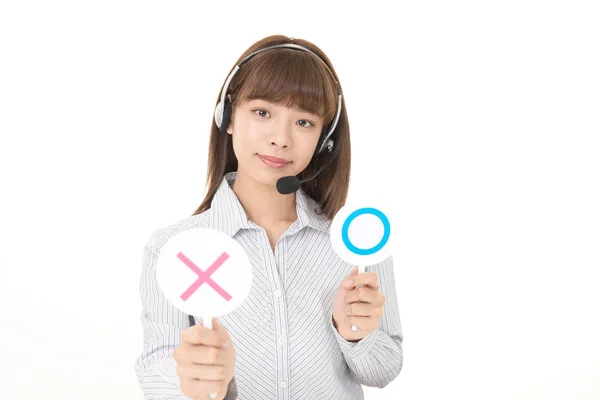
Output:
[134, 171, 403, 399]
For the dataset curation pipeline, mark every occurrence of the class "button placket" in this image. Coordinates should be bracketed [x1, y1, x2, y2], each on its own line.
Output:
[273, 236, 290, 399]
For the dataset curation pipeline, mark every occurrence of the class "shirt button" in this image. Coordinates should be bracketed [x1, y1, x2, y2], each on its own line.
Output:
[274, 290, 282, 297]
[280, 380, 287, 388]
[278, 335, 286, 344]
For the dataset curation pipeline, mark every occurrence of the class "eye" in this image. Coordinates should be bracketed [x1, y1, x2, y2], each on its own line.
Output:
[297, 119, 314, 128]
[253, 109, 270, 118]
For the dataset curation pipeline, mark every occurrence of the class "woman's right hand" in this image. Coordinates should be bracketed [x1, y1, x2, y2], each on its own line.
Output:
[174, 318, 236, 400]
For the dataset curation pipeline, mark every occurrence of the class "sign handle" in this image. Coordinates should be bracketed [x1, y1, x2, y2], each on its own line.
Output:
[201, 316, 218, 399]
[351, 265, 366, 332]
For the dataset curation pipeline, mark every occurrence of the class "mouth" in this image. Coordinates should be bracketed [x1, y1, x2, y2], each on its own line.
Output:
[257, 154, 291, 169]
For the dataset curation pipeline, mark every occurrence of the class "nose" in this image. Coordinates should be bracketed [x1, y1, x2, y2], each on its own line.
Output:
[268, 118, 293, 149]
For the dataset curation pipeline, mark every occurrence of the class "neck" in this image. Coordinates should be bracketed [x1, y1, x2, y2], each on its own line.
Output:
[231, 168, 298, 225]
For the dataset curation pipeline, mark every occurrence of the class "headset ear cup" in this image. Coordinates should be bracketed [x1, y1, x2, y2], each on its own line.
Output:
[214, 100, 223, 129]
[220, 98, 232, 134]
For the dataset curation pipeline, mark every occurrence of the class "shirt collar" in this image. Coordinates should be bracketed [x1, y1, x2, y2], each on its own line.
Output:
[209, 171, 331, 237]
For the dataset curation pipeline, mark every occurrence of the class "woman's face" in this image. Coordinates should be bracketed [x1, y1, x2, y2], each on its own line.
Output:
[227, 98, 324, 187]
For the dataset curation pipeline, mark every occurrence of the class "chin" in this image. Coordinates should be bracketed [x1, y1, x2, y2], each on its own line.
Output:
[241, 164, 282, 187]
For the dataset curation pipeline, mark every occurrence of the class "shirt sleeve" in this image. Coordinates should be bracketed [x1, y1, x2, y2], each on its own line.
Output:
[134, 230, 239, 400]
[329, 255, 404, 388]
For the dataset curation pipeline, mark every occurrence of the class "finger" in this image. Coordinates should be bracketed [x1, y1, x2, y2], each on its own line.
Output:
[343, 271, 380, 290]
[174, 344, 227, 366]
[345, 302, 384, 318]
[345, 286, 384, 305]
[177, 363, 227, 382]
[181, 324, 230, 348]
[346, 315, 380, 331]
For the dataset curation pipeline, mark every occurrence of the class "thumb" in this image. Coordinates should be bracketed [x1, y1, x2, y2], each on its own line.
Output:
[212, 318, 231, 345]
[213, 318, 230, 336]
[341, 266, 359, 288]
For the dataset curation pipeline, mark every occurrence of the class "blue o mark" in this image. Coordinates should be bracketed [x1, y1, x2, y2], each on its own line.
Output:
[341, 207, 390, 255]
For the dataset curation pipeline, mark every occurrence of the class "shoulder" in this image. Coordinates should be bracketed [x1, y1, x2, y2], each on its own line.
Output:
[144, 209, 212, 252]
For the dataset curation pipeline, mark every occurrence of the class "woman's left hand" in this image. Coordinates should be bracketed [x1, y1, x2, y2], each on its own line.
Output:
[332, 266, 386, 342]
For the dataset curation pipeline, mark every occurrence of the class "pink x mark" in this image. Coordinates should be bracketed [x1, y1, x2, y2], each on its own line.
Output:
[177, 251, 232, 301]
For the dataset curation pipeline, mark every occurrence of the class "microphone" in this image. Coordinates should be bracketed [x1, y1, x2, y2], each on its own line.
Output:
[276, 158, 331, 195]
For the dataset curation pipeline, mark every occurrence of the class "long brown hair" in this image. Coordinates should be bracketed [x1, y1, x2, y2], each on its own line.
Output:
[192, 34, 351, 221]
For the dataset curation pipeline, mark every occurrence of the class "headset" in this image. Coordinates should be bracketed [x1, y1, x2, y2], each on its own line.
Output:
[213, 43, 343, 157]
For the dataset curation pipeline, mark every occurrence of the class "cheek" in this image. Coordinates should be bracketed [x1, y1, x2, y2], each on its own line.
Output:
[293, 141, 319, 170]
[301, 145, 316, 163]
[303, 134, 321, 158]
[230, 128, 255, 156]
[230, 133, 249, 165]
[233, 122, 263, 151]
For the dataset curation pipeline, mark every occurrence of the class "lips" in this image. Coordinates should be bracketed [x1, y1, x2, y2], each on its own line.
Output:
[258, 154, 290, 169]
[259, 154, 289, 163]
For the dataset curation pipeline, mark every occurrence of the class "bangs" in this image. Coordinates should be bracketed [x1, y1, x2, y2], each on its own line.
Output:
[234, 49, 338, 127]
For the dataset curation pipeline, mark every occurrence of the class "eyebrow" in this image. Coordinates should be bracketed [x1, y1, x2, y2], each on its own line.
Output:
[253, 100, 320, 118]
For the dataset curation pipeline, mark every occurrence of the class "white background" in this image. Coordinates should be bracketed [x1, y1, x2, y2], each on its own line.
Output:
[1, 1, 599, 399]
